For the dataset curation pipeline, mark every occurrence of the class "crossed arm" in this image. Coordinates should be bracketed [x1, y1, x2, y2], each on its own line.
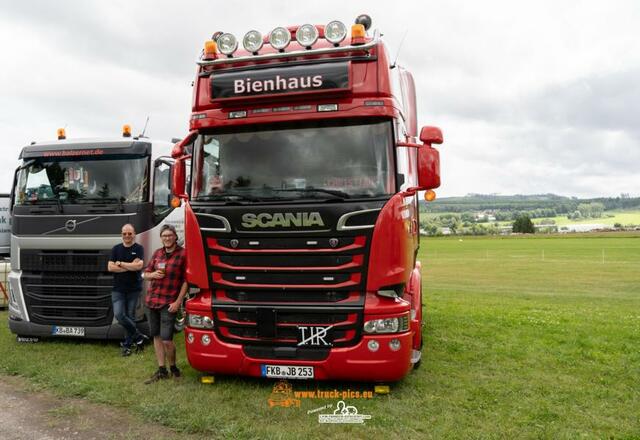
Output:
[107, 258, 144, 273]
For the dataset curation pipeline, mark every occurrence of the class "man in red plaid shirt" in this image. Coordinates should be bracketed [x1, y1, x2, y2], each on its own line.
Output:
[142, 224, 188, 384]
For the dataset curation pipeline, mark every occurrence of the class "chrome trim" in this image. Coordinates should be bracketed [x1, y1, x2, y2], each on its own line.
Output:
[235, 229, 332, 234]
[43, 216, 100, 235]
[14, 212, 137, 218]
[336, 208, 381, 231]
[195, 212, 231, 233]
[197, 30, 380, 66]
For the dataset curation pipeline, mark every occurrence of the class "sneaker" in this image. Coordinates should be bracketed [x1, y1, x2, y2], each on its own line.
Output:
[170, 366, 181, 379]
[134, 333, 149, 346]
[144, 368, 169, 384]
[121, 346, 132, 357]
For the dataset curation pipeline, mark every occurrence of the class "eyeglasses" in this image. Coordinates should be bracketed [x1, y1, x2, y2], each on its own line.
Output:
[122, 232, 134, 236]
[160, 234, 175, 239]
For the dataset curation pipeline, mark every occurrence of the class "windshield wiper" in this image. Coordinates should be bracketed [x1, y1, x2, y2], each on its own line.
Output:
[26, 198, 63, 213]
[270, 187, 350, 199]
[76, 197, 125, 212]
[196, 193, 260, 202]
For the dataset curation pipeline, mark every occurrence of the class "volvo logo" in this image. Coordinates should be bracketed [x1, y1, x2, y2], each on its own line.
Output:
[64, 219, 77, 232]
[329, 238, 339, 248]
[230, 239, 239, 249]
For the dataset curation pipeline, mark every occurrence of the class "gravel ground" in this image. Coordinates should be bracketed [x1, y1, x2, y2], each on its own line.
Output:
[0, 375, 189, 440]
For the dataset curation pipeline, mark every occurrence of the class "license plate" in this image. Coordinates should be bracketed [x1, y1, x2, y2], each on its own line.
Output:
[52, 326, 85, 337]
[261, 364, 314, 379]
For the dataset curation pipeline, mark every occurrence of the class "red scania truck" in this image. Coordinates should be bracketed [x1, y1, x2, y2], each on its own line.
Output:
[171, 15, 443, 381]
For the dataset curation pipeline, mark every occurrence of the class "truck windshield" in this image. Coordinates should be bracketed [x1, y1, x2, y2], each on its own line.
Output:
[14, 155, 149, 205]
[192, 119, 395, 202]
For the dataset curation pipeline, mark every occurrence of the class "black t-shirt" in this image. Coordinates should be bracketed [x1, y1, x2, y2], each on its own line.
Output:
[110, 243, 144, 293]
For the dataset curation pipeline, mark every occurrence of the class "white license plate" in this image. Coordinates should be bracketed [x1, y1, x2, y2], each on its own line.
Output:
[262, 364, 314, 379]
[52, 326, 85, 337]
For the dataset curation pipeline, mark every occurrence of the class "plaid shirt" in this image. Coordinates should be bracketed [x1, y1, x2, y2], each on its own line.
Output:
[144, 245, 186, 309]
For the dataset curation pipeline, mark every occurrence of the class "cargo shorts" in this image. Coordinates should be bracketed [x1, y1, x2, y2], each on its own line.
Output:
[145, 306, 176, 341]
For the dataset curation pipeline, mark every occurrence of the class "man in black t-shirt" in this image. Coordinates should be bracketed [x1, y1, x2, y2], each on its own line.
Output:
[108, 224, 147, 356]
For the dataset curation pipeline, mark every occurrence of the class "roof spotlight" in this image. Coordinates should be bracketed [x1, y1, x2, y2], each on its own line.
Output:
[325, 20, 347, 45]
[295, 24, 319, 48]
[243, 30, 263, 53]
[217, 33, 238, 56]
[269, 27, 291, 51]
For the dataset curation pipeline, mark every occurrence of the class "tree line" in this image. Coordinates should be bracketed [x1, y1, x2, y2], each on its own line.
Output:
[421, 194, 640, 214]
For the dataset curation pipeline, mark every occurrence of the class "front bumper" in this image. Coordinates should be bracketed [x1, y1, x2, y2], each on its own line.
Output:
[8, 317, 126, 340]
[184, 327, 413, 382]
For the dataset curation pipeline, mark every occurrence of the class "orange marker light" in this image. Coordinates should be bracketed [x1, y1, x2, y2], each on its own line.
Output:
[351, 24, 366, 45]
[122, 124, 132, 138]
[57, 128, 66, 140]
[170, 196, 182, 208]
[424, 190, 437, 202]
[204, 40, 218, 60]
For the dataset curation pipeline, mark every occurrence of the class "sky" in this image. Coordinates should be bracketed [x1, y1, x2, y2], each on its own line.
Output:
[0, 0, 638, 198]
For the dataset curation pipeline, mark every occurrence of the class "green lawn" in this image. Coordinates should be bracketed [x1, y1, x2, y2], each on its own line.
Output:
[1, 233, 639, 439]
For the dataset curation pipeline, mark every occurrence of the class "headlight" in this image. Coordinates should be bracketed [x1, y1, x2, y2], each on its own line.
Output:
[363, 315, 409, 334]
[217, 33, 238, 56]
[295, 24, 318, 47]
[8, 281, 16, 305]
[324, 20, 347, 45]
[187, 314, 214, 329]
[243, 30, 263, 53]
[269, 27, 291, 50]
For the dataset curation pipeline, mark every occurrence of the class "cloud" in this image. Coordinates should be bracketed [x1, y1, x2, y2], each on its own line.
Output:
[0, 0, 638, 197]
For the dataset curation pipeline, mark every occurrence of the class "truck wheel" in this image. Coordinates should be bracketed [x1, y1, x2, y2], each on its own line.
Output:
[412, 332, 424, 370]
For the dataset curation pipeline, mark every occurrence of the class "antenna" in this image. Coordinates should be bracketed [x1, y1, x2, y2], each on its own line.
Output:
[139, 116, 150, 138]
[391, 29, 409, 69]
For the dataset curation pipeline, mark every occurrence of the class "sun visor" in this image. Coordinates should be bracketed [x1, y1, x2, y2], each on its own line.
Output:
[211, 61, 350, 102]
[20, 140, 151, 160]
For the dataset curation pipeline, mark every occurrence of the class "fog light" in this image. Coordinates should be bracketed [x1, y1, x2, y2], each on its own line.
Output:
[389, 338, 401, 351]
[367, 340, 379, 352]
[187, 333, 194, 344]
[269, 27, 291, 51]
[295, 24, 318, 48]
[325, 20, 347, 45]
[243, 30, 263, 53]
[201, 334, 211, 346]
[217, 33, 238, 56]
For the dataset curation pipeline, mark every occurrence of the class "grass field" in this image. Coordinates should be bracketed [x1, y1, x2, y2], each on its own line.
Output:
[1, 233, 639, 439]
[542, 210, 640, 226]
[423, 209, 640, 228]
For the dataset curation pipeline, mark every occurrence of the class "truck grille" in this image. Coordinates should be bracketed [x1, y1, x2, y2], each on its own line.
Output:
[204, 233, 370, 350]
[20, 250, 114, 326]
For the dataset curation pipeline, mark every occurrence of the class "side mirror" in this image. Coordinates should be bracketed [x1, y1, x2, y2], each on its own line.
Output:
[398, 125, 443, 195]
[417, 146, 440, 190]
[419, 126, 443, 145]
[171, 131, 197, 199]
[172, 160, 187, 199]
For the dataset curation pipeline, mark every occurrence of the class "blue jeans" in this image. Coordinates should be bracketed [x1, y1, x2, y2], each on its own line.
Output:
[112, 290, 141, 346]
